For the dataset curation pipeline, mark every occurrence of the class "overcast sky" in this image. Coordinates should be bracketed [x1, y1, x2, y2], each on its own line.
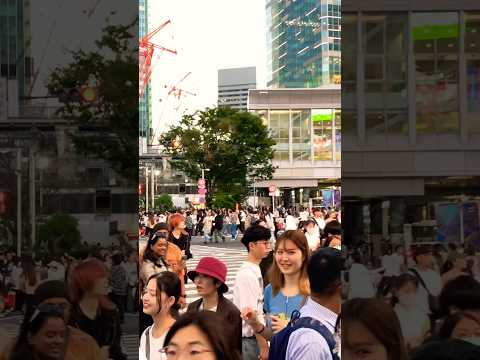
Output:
[149, 0, 267, 136]
[29, 0, 136, 98]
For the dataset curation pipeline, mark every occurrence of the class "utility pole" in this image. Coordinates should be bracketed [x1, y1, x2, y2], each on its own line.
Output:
[16, 149, 22, 256]
[145, 166, 149, 212]
[151, 164, 155, 210]
[29, 147, 36, 249]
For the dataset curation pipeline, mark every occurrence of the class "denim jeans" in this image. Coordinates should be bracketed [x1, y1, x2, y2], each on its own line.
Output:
[231, 224, 238, 239]
[242, 337, 260, 360]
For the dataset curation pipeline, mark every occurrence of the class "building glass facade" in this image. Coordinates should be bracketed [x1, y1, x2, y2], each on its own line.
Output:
[253, 107, 341, 163]
[343, 10, 480, 143]
[139, 0, 151, 140]
[0, 0, 31, 99]
[266, 0, 341, 88]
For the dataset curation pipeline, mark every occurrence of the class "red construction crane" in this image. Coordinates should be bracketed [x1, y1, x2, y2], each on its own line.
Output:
[166, 72, 197, 100]
[139, 20, 177, 98]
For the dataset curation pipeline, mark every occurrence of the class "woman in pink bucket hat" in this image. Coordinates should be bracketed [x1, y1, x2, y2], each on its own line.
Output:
[186, 257, 242, 355]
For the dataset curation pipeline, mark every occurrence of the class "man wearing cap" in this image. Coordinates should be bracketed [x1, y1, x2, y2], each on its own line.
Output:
[0, 280, 103, 360]
[186, 257, 242, 354]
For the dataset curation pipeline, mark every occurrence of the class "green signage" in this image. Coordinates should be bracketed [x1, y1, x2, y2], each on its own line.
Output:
[312, 110, 333, 122]
[412, 24, 459, 40]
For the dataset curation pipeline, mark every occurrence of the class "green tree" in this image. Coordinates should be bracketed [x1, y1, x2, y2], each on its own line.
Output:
[47, 19, 138, 184]
[160, 107, 276, 204]
[212, 192, 236, 210]
[37, 213, 81, 254]
[155, 194, 174, 212]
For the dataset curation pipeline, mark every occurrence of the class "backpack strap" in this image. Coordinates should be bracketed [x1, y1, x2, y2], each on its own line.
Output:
[409, 268, 431, 295]
[291, 316, 339, 360]
[145, 326, 151, 360]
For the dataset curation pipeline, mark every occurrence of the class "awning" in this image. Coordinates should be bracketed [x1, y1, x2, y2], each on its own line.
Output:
[254, 179, 319, 188]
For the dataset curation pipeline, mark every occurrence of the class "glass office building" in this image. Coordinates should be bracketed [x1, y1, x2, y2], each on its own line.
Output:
[0, 0, 32, 100]
[266, 0, 341, 88]
[342, 2, 480, 246]
[139, 0, 151, 140]
[343, 9, 480, 145]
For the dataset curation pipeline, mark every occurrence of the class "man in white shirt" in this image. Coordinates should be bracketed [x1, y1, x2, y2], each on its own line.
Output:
[233, 224, 272, 360]
[409, 246, 442, 317]
[312, 208, 326, 232]
[299, 207, 310, 221]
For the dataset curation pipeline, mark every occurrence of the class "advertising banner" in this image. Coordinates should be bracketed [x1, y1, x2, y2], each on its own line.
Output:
[463, 202, 480, 248]
[435, 203, 461, 243]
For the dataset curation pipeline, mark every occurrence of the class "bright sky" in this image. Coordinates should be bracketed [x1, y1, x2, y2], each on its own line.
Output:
[149, 0, 267, 138]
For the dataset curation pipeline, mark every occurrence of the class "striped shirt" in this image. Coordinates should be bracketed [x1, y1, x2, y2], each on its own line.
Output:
[286, 297, 338, 360]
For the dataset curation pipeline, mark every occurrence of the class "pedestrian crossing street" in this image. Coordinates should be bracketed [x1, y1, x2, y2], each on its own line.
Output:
[0, 245, 246, 360]
[185, 244, 247, 304]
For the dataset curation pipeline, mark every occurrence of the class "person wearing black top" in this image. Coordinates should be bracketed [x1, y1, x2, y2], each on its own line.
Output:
[168, 213, 192, 259]
[69, 258, 126, 360]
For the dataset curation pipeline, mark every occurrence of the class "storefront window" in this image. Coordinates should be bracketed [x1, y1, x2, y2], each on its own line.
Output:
[292, 110, 311, 161]
[413, 12, 459, 134]
[312, 109, 333, 161]
[269, 110, 290, 161]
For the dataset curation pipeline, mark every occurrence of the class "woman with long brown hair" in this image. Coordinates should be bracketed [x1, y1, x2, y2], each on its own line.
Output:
[69, 258, 126, 360]
[240, 230, 310, 341]
[343, 298, 408, 360]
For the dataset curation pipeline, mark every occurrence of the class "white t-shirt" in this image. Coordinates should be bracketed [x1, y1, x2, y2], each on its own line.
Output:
[348, 263, 375, 299]
[382, 254, 403, 276]
[299, 211, 309, 221]
[199, 302, 218, 312]
[285, 215, 298, 231]
[139, 326, 167, 360]
[394, 303, 429, 342]
[409, 267, 442, 315]
[313, 216, 326, 231]
[232, 261, 265, 337]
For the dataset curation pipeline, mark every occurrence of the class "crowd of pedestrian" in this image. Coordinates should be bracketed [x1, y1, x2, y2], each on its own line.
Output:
[343, 238, 480, 359]
[137, 205, 342, 360]
[0, 238, 138, 360]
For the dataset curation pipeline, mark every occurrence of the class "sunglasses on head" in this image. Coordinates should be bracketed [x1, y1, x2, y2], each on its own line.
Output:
[29, 303, 65, 323]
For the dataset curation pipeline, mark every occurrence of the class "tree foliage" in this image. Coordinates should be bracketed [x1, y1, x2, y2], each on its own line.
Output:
[160, 107, 276, 204]
[37, 213, 81, 254]
[155, 194, 174, 212]
[47, 19, 138, 184]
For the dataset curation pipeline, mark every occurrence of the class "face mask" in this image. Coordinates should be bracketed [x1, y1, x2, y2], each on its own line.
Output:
[398, 293, 417, 308]
[332, 245, 342, 251]
[461, 337, 480, 347]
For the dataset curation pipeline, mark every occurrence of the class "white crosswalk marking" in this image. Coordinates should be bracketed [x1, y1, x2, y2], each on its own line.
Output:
[185, 245, 246, 304]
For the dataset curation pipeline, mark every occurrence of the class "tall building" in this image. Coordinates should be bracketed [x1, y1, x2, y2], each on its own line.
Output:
[139, 0, 152, 143]
[0, 0, 32, 101]
[249, 87, 340, 208]
[266, 0, 341, 88]
[218, 67, 256, 110]
[342, 1, 480, 245]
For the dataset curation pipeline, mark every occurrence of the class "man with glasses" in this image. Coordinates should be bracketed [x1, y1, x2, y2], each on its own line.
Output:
[233, 224, 272, 360]
[0, 280, 103, 360]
